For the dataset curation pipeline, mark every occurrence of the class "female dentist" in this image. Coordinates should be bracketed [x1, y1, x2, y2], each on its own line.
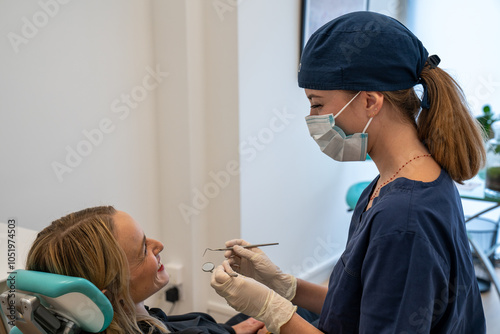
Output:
[211, 11, 487, 334]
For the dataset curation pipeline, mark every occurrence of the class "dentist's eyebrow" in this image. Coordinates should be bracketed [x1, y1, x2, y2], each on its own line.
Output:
[307, 94, 323, 100]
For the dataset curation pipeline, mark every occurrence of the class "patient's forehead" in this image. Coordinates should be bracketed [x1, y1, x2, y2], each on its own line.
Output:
[113, 211, 144, 257]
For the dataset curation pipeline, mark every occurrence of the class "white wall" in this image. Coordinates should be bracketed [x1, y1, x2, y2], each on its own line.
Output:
[407, 0, 500, 115]
[368, 0, 408, 23]
[0, 0, 161, 276]
[0, 0, 161, 236]
[150, 0, 242, 315]
[0, 222, 38, 281]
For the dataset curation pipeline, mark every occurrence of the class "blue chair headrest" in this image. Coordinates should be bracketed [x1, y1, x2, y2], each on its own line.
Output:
[9, 270, 113, 333]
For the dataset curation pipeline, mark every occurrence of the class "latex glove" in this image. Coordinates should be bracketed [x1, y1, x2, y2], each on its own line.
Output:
[224, 239, 297, 300]
[211, 261, 297, 334]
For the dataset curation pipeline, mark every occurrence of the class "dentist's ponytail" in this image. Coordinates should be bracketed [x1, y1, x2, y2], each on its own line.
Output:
[383, 61, 486, 183]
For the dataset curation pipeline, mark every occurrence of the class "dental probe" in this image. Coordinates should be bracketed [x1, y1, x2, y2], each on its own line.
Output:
[202, 242, 279, 256]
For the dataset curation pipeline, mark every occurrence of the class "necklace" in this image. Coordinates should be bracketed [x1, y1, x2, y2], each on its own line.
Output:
[370, 154, 432, 201]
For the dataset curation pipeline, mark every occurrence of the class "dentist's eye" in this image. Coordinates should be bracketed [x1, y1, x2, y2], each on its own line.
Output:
[310, 104, 322, 110]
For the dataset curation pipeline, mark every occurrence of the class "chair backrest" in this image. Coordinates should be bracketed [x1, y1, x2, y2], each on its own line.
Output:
[0, 277, 11, 334]
[0, 270, 113, 334]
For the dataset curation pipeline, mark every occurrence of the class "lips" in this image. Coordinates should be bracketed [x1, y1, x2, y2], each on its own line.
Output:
[157, 255, 164, 272]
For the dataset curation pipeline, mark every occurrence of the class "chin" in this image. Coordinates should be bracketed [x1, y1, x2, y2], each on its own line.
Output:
[157, 271, 170, 287]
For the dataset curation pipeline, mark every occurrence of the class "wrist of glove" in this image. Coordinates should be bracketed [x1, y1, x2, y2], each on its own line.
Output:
[225, 240, 297, 301]
[273, 272, 297, 301]
[211, 261, 297, 334]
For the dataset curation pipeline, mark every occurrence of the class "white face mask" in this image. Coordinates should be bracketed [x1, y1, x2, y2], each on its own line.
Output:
[305, 91, 373, 161]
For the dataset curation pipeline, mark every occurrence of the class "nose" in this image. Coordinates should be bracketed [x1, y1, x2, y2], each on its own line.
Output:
[309, 108, 318, 116]
[150, 238, 164, 255]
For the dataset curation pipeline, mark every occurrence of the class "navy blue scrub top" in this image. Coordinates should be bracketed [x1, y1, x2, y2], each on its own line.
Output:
[319, 169, 486, 333]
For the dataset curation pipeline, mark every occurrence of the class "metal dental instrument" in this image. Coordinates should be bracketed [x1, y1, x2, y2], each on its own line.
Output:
[202, 262, 215, 273]
[202, 242, 279, 256]
[202, 262, 238, 277]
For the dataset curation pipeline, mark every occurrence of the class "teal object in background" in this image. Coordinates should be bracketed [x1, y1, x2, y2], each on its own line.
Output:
[10, 270, 113, 333]
[478, 167, 486, 180]
[346, 181, 371, 210]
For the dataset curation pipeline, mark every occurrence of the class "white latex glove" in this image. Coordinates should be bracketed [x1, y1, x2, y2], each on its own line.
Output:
[224, 239, 297, 300]
[211, 261, 297, 334]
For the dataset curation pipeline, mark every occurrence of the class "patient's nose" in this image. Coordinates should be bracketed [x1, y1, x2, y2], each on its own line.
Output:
[151, 238, 164, 254]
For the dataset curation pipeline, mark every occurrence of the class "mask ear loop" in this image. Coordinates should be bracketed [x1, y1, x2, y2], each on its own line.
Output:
[362, 116, 374, 133]
[333, 91, 361, 119]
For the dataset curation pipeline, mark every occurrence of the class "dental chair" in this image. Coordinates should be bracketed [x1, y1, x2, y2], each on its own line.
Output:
[0, 270, 113, 334]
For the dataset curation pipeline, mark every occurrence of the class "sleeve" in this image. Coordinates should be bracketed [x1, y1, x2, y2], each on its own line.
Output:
[359, 232, 449, 334]
[217, 324, 236, 334]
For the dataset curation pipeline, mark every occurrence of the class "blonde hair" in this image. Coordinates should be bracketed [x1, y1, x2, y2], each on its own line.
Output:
[26, 206, 169, 334]
[382, 62, 486, 183]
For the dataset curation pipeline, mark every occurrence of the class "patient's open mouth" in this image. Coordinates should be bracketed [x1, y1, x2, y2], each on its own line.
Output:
[157, 256, 164, 272]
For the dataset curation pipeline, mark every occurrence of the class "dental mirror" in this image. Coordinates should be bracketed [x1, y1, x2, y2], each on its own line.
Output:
[201, 262, 238, 277]
[202, 262, 215, 273]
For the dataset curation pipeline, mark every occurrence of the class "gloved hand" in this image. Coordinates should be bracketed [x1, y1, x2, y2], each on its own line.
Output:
[211, 261, 297, 334]
[224, 239, 297, 301]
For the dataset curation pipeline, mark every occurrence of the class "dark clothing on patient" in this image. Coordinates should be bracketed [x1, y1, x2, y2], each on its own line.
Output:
[140, 305, 320, 333]
[139, 307, 235, 333]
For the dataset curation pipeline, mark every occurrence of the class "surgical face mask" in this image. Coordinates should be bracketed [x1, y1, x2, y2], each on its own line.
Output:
[305, 91, 373, 161]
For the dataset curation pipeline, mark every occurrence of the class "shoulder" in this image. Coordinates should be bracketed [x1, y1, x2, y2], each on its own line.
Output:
[357, 170, 463, 265]
[369, 170, 461, 235]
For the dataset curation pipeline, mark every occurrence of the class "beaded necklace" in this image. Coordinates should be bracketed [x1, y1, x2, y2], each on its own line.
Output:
[370, 154, 432, 201]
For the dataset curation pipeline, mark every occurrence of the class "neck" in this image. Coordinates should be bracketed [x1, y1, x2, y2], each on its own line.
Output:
[135, 301, 149, 316]
[369, 121, 429, 180]
[365, 106, 442, 204]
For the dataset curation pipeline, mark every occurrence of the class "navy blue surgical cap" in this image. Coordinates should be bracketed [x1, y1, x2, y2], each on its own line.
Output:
[298, 11, 429, 92]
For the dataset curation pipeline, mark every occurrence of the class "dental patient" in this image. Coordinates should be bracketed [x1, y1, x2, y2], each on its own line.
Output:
[26, 206, 267, 334]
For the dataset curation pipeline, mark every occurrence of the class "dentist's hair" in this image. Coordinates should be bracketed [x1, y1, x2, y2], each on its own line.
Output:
[382, 61, 486, 183]
[26, 206, 168, 334]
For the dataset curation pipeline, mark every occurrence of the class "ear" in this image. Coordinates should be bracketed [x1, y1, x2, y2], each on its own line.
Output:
[362, 91, 384, 117]
[101, 289, 113, 301]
